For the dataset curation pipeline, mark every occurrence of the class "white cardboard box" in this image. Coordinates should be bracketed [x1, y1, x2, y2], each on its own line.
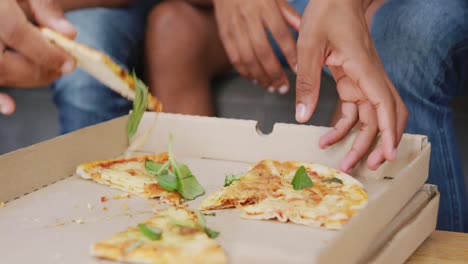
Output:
[0, 113, 437, 263]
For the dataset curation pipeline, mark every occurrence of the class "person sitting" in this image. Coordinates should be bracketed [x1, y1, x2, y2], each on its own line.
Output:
[144, 0, 468, 232]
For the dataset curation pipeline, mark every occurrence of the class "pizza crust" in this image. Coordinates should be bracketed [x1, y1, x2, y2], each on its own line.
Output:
[40, 28, 162, 112]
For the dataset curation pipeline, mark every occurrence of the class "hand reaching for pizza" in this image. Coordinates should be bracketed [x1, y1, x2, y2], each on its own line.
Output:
[294, 0, 408, 172]
[213, 0, 300, 93]
[0, 0, 76, 89]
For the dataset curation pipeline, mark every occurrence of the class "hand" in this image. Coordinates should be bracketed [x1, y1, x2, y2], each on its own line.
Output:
[0, 93, 15, 115]
[0, 0, 76, 88]
[213, 0, 300, 93]
[295, 0, 408, 172]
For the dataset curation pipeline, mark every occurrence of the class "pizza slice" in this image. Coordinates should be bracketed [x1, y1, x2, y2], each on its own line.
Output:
[76, 153, 183, 206]
[40, 28, 162, 112]
[91, 207, 226, 264]
[201, 160, 368, 229]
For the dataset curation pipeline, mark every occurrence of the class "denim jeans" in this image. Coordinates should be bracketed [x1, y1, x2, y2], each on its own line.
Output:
[286, 0, 468, 232]
[52, 0, 467, 231]
[51, 0, 160, 134]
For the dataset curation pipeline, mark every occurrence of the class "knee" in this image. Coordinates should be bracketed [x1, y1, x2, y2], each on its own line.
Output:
[147, 1, 207, 56]
[373, 0, 468, 60]
[52, 69, 131, 114]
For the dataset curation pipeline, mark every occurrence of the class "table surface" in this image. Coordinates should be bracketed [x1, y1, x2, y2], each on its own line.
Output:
[406, 231, 468, 263]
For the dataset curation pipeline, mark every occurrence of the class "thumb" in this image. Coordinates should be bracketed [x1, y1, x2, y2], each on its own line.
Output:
[277, 0, 301, 31]
[295, 39, 323, 123]
[28, 0, 76, 38]
[0, 93, 16, 115]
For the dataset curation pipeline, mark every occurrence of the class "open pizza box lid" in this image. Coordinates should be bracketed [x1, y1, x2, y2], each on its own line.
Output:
[0, 113, 437, 263]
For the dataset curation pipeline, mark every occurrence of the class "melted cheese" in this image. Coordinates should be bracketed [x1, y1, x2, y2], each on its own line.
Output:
[201, 160, 368, 229]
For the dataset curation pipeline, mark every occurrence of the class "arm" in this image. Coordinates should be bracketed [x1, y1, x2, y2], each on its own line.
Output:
[295, 0, 407, 172]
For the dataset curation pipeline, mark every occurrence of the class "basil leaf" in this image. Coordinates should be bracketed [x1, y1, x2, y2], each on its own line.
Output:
[156, 170, 178, 191]
[205, 228, 220, 238]
[124, 240, 143, 254]
[321, 177, 343, 184]
[196, 211, 207, 229]
[197, 211, 220, 238]
[138, 223, 162, 240]
[145, 160, 165, 175]
[291, 166, 313, 190]
[170, 220, 195, 228]
[176, 163, 192, 179]
[178, 174, 205, 200]
[127, 71, 148, 139]
[203, 212, 216, 217]
[224, 174, 241, 187]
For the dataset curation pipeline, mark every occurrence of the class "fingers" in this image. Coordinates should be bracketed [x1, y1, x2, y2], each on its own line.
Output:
[320, 102, 358, 148]
[264, 2, 298, 76]
[232, 14, 271, 88]
[342, 55, 397, 162]
[276, 0, 301, 31]
[339, 102, 378, 172]
[0, 1, 74, 75]
[0, 49, 61, 87]
[295, 34, 323, 123]
[367, 77, 408, 170]
[246, 15, 289, 92]
[28, 0, 76, 38]
[0, 93, 16, 115]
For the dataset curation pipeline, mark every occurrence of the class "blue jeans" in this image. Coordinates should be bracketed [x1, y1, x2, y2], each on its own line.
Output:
[51, 1, 160, 134]
[286, 0, 468, 232]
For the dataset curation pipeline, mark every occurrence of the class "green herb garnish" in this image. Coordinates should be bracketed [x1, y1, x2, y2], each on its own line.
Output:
[291, 166, 313, 190]
[169, 220, 196, 228]
[127, 71, 149, 139]
[321, 177, 343, 184]
[197, 211, 220, 238]
[203, 212, 216, 217]
[224, 174, 241, 187]
[145, 134, 205, 200]
[124, 240, 143, 253]
[137, 223, 162, 240]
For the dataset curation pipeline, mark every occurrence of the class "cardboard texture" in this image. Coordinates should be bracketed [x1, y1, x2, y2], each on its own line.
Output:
[0, 113, 436, 263]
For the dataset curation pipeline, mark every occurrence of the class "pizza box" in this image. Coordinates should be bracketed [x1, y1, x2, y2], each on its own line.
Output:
[0, 113, 437, 263]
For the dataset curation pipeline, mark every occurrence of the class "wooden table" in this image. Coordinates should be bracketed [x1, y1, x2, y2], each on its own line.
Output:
[406, 231, 468, 263]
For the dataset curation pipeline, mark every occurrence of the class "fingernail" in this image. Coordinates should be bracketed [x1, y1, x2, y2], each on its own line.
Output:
[54, 19, 76, 35]
[61, 60, 75, 74]
[295, 103, 306, 122]
[392, 149, 397, 160]
[0, 105, 6, 115]
[294, 64, 298, 73]
[278, 85, 288, 94]
[267, 86, 275, 93]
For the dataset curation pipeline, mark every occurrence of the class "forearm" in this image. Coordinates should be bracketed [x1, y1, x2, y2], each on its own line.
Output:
[57, 0, 131, 11]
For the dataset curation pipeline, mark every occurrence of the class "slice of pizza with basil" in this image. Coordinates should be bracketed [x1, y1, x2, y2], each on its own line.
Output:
[201, 160, 368, 229]
[91, 207, 226, 264]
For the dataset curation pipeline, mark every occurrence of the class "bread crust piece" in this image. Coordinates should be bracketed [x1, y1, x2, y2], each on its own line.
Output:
[91, 207, 227, 264]
[76, 153, 183, 206]
[201, 160, 368, 229]
[40, 28, 162, 112]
